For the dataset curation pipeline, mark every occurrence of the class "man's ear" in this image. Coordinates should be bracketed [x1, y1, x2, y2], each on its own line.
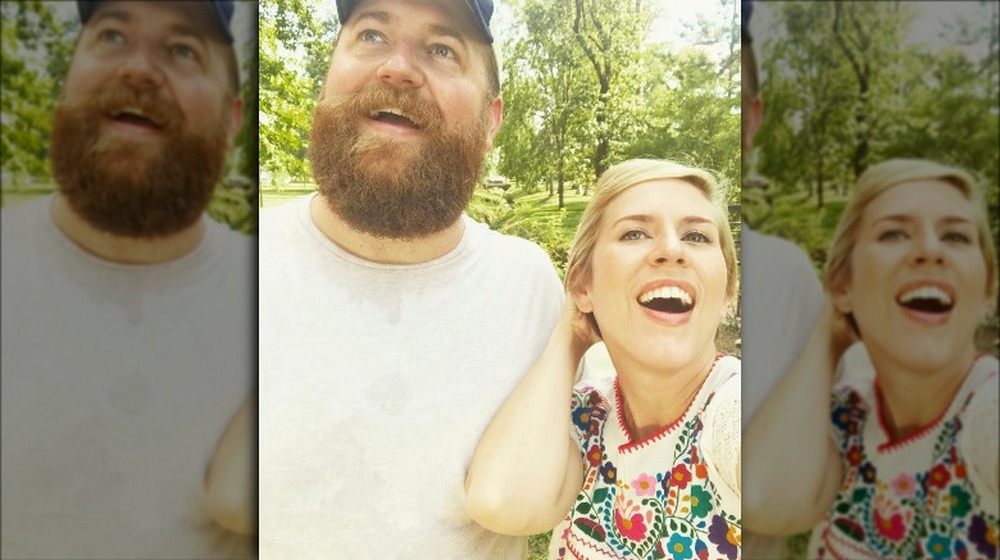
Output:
[484, 96, 503, 151]
[225, 96, 245, 149]
[741, 94, 762, 154]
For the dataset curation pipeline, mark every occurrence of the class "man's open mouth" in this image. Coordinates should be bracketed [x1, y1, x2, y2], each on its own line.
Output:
[369, 108, 421, 129]
[897, 285, 954, 314]
[638, 285, 695, 314]
[109, 107, 164, 129]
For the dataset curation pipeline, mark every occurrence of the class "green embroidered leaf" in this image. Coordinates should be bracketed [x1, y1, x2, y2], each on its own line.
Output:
[576, 502, 592, 514]
[593, 488, 609, 504]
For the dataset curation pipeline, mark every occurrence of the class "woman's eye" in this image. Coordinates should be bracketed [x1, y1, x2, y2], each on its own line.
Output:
[620, 230, 646, 241]
[878, 229, 907, 242]
[942, 231, 972, 244]
[683, 231, 711, 244]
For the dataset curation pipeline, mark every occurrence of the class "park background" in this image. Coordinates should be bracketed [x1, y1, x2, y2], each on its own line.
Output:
[260, 0, 741, 556]
[2, 1, 997, 558]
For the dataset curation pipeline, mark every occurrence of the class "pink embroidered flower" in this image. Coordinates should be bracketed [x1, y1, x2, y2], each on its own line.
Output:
[631, 473, 657, 497]
[890, 473, 917, 498]
[614, 509, 647, 542]
[669, 464, 692, 489]
[874, 509, 906, 542]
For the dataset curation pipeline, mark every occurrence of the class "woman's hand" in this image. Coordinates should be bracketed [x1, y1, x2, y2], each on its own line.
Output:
[553, 296, 602, 359]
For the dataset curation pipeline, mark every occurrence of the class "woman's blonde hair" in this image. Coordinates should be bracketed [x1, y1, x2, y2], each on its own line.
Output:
[565, 159, 739, 306]
[824, 158, 997, 302]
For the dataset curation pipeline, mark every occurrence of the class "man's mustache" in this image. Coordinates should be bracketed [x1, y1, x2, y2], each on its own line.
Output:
[61, 85, 182, 134]
[321, 83, 442, 134]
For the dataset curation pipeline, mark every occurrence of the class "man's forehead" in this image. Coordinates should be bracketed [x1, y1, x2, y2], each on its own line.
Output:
[344, 0, 488, 44]
[83, 1, 230, 43]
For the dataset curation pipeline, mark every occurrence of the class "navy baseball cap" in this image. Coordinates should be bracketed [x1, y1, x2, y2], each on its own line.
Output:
[742, 0, 753, 44]
[336, 0, 494, 44]
[77, 1, 236, 44]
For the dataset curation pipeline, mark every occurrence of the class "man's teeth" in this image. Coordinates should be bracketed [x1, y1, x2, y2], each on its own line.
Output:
[113, 107, 149, 118]
[899, 286, 951, 305]
[639, 286, 692, 306]
[370, 108, 409, 119]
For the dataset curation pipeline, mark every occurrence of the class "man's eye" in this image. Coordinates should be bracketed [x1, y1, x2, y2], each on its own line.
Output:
[620, 230, 646, 241]
[170, 44, 199, 60]
[360, 30, 384, 43]
[97, 29, 126, 44]
[430, 44, 455, 59]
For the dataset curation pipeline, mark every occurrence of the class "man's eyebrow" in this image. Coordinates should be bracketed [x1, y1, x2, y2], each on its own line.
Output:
[351, 9, 392, 25]
[87, 9, 210, 46]
[427, 23, 469, 48]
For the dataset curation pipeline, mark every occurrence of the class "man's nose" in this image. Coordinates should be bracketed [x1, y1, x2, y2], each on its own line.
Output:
[376, 46, 425, 89]
[117, 45, 165, 89]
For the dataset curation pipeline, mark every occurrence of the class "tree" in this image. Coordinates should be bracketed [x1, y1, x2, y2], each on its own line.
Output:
[258, 0, 337, 188]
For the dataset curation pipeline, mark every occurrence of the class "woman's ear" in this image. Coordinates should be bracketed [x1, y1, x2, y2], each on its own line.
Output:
[831, 281, 854, 315]
[568, 269, 594, 313]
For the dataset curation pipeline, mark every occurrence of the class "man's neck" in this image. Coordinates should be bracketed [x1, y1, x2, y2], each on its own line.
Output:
[309, 195, 465, 265]
[51, 194, 205, 265]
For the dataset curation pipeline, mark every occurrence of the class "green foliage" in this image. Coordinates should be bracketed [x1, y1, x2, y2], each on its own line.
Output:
[467, 186, 576, 278]
[258, 0, 337, 184]
[751, 2, 1000, 271]
[497, 0, 740, 208]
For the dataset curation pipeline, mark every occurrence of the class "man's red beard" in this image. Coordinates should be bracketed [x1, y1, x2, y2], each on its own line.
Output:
[50, 85, 230, 238]
[309, 83, 490, 239]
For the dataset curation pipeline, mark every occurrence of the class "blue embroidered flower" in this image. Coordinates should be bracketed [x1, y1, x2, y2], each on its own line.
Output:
[600, 461, 617, 484]
[665, 533, 693, 560]
[926, 533, 952, 560]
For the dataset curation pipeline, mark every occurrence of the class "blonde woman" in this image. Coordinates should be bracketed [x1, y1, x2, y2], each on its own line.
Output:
[744, 159, 998, 559]
[466, 159, 742, 559]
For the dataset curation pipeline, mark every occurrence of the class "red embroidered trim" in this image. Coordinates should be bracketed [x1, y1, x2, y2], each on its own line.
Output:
[615, 354, 727, 453]
[874, 354, 982, 453]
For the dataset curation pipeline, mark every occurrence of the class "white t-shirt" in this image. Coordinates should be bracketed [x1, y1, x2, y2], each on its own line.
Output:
[257, 195, 564, 559]
[1, 195, 255, 559]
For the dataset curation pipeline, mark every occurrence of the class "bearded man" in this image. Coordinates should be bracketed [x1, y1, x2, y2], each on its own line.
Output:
[256, 0, 563, 557]
[1, 2, 255, 558]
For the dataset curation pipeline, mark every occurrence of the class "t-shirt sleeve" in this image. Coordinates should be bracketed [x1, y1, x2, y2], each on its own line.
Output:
[957, 372, 999, 517]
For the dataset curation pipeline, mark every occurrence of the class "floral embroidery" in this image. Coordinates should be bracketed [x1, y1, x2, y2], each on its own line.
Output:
[631, 473, 657, 497]
[889, 473, 917, 498]
[927, 464, 951, 489]
[812, 372, 999, 560]
[586, 444, 603, 467]
[614, 509, 648, 542]
[707, 514, 739, 560]
[600, 461, 617, 484]
[665, 533, 693, 560]
[968, 514, 997, 558]
[668, 464, 692, 490]
[689, 485, 713, 518]
[551, 360, 741, 560]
